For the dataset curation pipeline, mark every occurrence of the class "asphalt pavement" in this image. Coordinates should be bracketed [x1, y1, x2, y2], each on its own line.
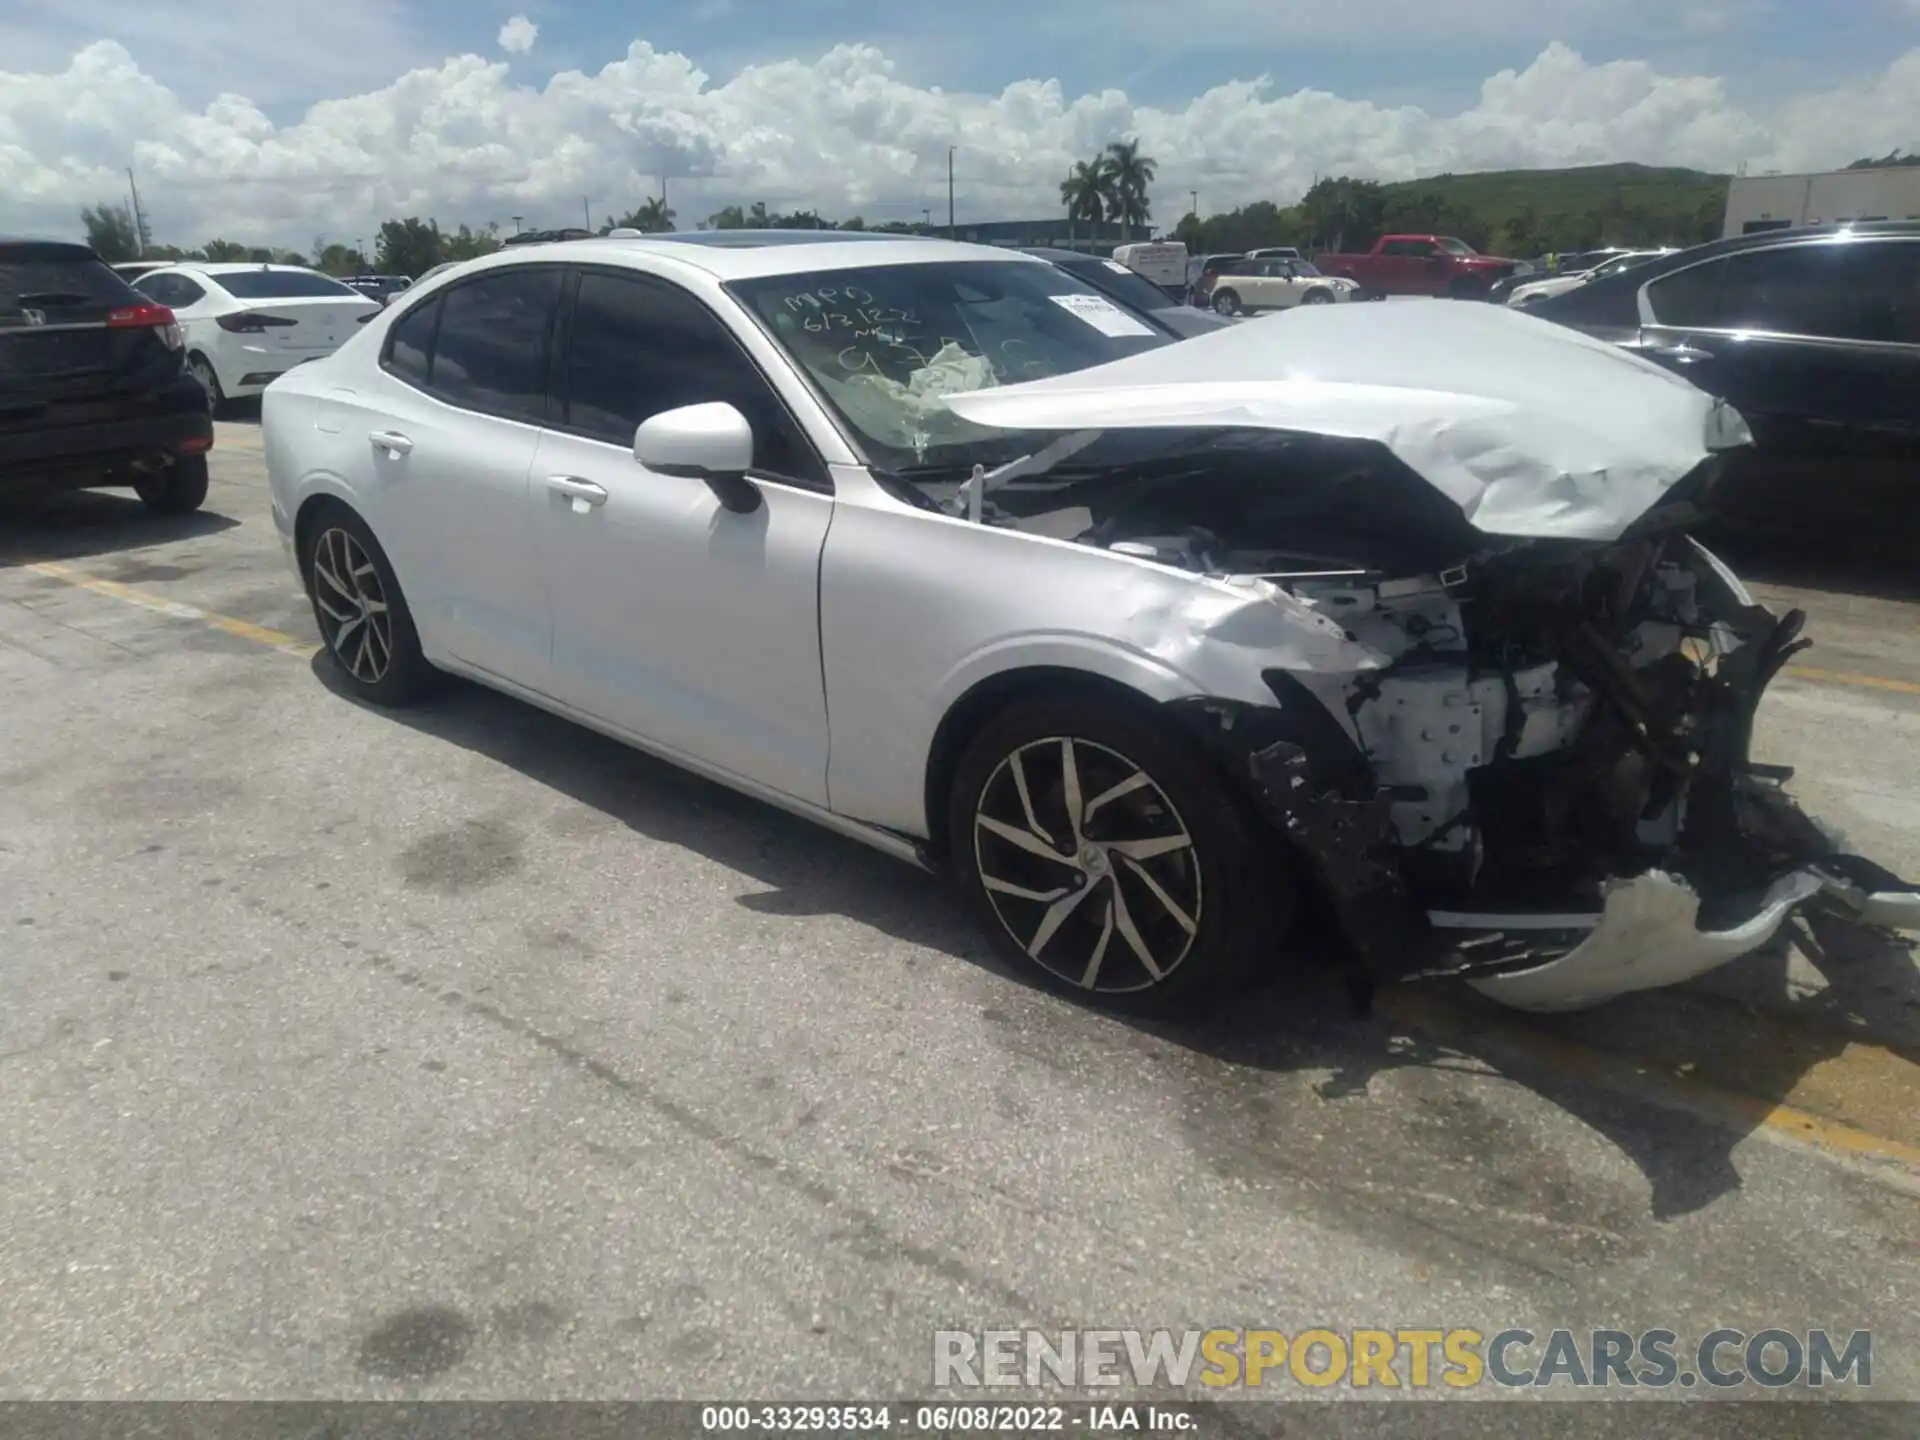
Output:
[1, 420, 1917, 1407]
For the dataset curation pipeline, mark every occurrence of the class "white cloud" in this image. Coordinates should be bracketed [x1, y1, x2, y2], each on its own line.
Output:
[497, 15, 539, 55]
[2, 36, 1916, 249]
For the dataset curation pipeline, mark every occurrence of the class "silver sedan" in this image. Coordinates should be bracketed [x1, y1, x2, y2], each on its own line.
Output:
[261, 235, 1917, 1019]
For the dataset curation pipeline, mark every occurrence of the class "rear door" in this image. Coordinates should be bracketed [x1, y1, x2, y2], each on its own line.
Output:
[0, 242, 183, 446]
[342, 265, 565, 686]
[1636, 236, 1920, 528]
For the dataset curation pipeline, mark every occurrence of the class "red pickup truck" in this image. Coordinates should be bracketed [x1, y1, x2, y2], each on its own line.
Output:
[1311, 234, 1520, 299]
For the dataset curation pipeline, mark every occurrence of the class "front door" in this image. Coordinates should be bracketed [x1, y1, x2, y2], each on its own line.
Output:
[533, 266, 836, 806]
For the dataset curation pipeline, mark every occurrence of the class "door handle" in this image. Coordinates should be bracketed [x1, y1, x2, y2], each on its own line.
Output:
[369, 430, 413, 456]
[546, 475, 609, 508]
[1644, 340, 1714, 364]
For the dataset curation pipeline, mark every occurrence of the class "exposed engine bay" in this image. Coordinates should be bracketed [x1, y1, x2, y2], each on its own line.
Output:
[954, 430, 1920, 1009]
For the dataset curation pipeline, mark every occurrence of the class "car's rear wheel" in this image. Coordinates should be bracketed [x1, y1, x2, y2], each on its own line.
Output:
[301, 505, 436, 706]
[187, 353, 225, 414]
[949, 696, 1288, 1018]
[134, 454, 209, 515]
[1211, 289, 1242, 316]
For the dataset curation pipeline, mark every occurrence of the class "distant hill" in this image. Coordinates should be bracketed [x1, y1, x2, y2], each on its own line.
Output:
[1177, 162, 1732, 258]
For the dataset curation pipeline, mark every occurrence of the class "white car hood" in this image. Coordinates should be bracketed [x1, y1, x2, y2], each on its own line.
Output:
[942, 301, 1753, 542]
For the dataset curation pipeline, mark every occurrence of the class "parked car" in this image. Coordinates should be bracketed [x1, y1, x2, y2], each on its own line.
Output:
[1201, 257, 1360, 315]
[1245, 247, 1303, 262]
[0, 237, 212, 512]
[111, 261, 167, 282]
[1019, 247, 1234, 338]
[1527, 222, 1920, 535]
[1313, 234, 1521, 299]
[1111, 241, 1188, 294]
[129, 263, 380, 411]
[1184, 253, 1245, 307]
[344, 274, 414, 307]
[1506, 249, 1675, 307]
[262, 233, 1916, 1020]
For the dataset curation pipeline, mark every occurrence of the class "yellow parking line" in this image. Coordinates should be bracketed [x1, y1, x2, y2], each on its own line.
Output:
[24, 560, 320, 659]
[1381, 991, 1920, 1182]
[1783, 664, 1920, 698]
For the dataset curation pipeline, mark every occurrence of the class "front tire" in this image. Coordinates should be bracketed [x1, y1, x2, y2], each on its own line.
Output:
[948, 696, 1289, 1018]
[300, 504, 437, 707]
[135, 454, 209, 514]
[1300, 289, 1335, 305]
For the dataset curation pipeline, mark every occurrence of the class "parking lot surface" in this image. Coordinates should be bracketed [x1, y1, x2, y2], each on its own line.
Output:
[3, 420, 1918, 1402]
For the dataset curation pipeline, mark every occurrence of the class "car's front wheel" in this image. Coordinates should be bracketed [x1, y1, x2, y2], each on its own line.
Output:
[134, 454, 209, 514]
[949, 696, 1288, 1018]
[1300, 288, 1335, 305]
[300, 504, 436, 706]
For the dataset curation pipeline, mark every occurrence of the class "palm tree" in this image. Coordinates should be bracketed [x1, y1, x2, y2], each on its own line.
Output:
[1059, 159, 1108, 249]
[1103, 138, 1156, 243]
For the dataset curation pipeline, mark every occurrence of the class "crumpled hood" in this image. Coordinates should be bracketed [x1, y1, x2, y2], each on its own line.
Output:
[941, 301, 1753, 542]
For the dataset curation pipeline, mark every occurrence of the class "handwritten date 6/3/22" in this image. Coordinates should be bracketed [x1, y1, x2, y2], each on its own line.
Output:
[698, 1404, 1200, 1434]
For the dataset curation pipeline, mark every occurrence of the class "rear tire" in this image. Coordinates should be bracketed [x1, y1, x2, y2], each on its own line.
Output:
[948, 695, 1290, 1019]
[300, 503, 437, 707]
[135, 454, 209, 515]
[188, 353, 225, 416]
[1211, 289, 1243, 316]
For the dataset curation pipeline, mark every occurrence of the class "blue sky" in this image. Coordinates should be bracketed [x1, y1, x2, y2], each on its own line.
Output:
[11, 0, 1913, 122]
[416, 0, 1903, 116]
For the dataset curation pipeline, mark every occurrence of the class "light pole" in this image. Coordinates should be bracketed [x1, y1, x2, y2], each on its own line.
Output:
[511, 215, 523, 235]
[947, 146, 956, 239]
[357, 238, 366, 269]
[921, 208, 931, 233]
[1190, 190, 1198, 218]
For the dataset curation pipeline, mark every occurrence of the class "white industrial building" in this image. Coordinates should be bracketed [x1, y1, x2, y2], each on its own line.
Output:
[1722, 164, 1920, 238]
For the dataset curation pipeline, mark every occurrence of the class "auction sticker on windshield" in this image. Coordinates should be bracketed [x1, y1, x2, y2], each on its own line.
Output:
[1048, 293, 1157, 338]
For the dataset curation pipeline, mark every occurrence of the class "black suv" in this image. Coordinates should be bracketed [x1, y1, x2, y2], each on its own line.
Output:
[1528, 223, 1920, 534]
[1, 238, 213, 513]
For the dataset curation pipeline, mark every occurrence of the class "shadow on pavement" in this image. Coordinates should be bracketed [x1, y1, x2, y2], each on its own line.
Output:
[315, 657, 1920, 1244]
[0, 487, 239, 570]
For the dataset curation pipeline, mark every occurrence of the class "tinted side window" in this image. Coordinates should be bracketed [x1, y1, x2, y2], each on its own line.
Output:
[1649, 244, 1901, 341]
[562, 270, 824, 485]
[427, 268, 561, 423]
[384, 296, 438, 388]
[1844, 241, 1920, 344]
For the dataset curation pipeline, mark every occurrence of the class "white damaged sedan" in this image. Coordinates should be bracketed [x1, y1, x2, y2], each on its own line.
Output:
[262, 234, 1918, 1018]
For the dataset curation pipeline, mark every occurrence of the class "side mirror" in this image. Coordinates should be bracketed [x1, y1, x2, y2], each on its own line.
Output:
[633, 401, 762, 514]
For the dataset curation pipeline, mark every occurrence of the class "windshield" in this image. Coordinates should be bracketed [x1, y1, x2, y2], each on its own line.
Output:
[1437, 237, 1477, 257]
[728, 259, 1172, 473]
[211, 269, 361, 299]
[1077, 259, 1182, 315]
[1593, 252, 1659, 278]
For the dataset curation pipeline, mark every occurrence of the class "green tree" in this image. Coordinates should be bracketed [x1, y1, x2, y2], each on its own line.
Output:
[202, 238, 250, 262]
[443, 223, 502, 261]
[607, 197, 675, 233]
[1102, 139, 1156, 242]
[81, 202, 140, 261]
[375, 217, 444, 278]
[1059, 158, 1108, 246]
[312, 242, 366, 276]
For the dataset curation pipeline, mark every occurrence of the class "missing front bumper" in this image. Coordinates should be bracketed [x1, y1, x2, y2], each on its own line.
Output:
[1435, 861, 1920, 1013]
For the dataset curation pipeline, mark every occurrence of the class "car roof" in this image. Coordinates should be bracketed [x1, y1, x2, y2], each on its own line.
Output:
[176, 262, 328, 275]
[464, 231, 1048, 281]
